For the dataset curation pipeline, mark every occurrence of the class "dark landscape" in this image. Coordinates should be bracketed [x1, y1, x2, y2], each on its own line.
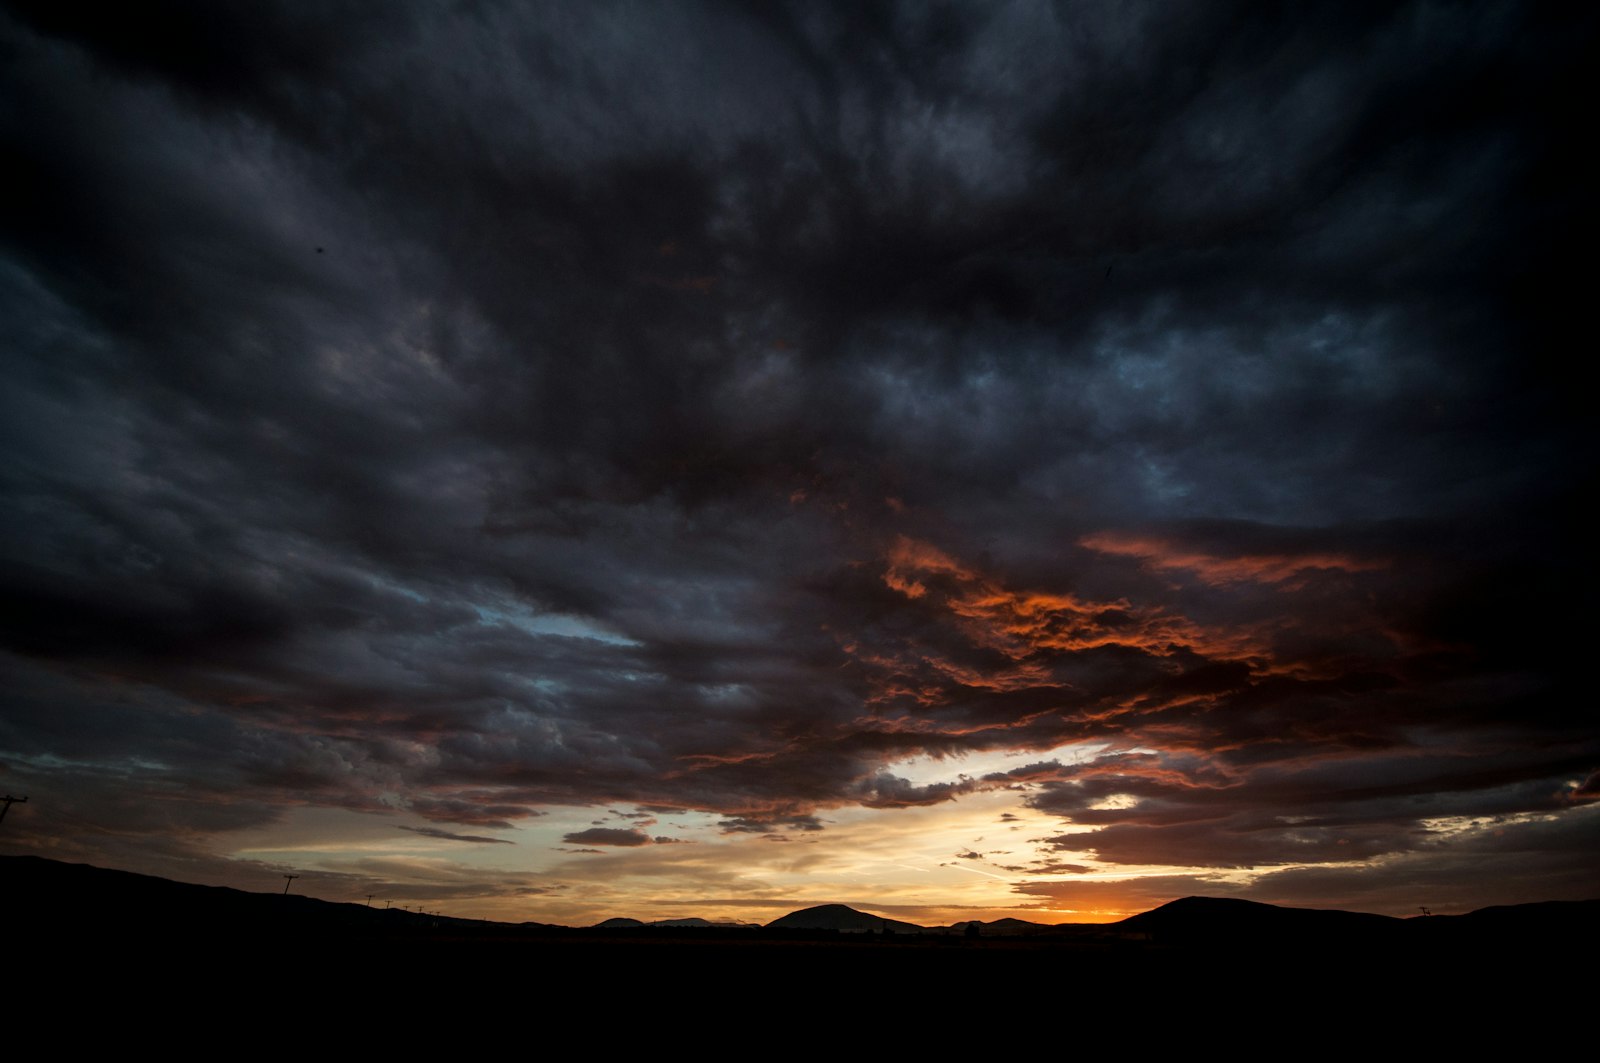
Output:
[10, 854, 1593, 1017]
[3, 7, 1596, 1024]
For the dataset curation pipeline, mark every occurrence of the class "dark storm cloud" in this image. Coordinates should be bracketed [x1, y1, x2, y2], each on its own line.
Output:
[1015, 805, 1600, 915]
[717, 814, 826, 835]
[563, 828, 656, 848]
[1, 0, 1594, 902]
[398, 826, 515, 845]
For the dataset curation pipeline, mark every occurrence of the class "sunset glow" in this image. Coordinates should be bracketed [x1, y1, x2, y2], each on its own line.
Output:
[1, 2, 1593, 927]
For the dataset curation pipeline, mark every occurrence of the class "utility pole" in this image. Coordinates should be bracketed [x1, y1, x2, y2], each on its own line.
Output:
[282, 874, 300, 896]
[366, 894, 374, 907]
[0, 795, 26, 825]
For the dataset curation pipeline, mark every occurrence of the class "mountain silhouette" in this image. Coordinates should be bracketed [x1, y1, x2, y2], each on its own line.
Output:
[6, 853, 1594, 954]
[592, 915, 752, 928]
[764, 903, 926, 933]
[947, 916, 1055, 936]
[7, 853, 1590, 1026]
[1115, 895, 1402, 944]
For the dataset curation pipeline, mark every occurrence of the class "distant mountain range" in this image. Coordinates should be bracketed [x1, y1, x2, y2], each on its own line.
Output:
[10, 852, 1591, 1029]
[593, 916, 756, 929]
[5, 853, 1596, 951]
[763, 903, 928, 934]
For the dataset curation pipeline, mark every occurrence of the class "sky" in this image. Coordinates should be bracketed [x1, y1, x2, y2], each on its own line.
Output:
[1, 1, 1595, 926]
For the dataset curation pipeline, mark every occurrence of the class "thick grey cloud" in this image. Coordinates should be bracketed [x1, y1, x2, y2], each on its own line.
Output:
[398, 825, 515, 845]
[1, 2, 1594, 905]
[562, 828, 661, 848]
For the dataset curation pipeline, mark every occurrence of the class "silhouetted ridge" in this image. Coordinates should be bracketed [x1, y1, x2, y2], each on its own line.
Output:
[1117, 896, 1400, 945]
[7, 855, 1593, 962]
[647, 917, 717, 927]
[0, 854, 555, 942]
[764, 903, 925, 933]
[1412, 898, 1600, 943]
[1450, 898, 1600, 928]
[946, 917, 1054, 937]
[593, 915, 749, 929]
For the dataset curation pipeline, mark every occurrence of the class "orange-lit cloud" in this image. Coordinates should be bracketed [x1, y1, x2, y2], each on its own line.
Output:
[862, 535, 1275, 714]
[1080, 532, 1387, 589]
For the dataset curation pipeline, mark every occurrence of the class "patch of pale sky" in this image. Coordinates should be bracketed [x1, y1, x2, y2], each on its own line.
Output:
[878, 740, 1110, 788]
[214, 788, 1405, 926]
[472, 601, 639, 645]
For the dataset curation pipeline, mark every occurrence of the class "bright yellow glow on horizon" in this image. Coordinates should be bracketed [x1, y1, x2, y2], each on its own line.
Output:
[208, 736, 1546, 927]
[216, 788, 1233, 927]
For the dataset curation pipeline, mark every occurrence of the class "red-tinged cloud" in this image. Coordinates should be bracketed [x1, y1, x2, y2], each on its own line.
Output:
[881, 534, 1276, 665]
[852, 535, 1275, 733]
[1080, 532, 1387, 589]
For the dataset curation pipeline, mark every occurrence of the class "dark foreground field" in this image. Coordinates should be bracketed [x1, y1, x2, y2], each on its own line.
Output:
[5, 854, 1592, 1036]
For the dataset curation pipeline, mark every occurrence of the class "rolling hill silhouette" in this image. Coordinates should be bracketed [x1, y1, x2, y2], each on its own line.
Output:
[6, 853, 1593, 1024]
[6, 853, 1594, 959]
[764, 903, 928, 933]
[592, 915, 751, 928]
[1116, 895, 1402, 944]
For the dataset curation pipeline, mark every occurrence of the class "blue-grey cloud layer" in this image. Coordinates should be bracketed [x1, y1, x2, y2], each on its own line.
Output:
[2, 1, 1593, 908]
